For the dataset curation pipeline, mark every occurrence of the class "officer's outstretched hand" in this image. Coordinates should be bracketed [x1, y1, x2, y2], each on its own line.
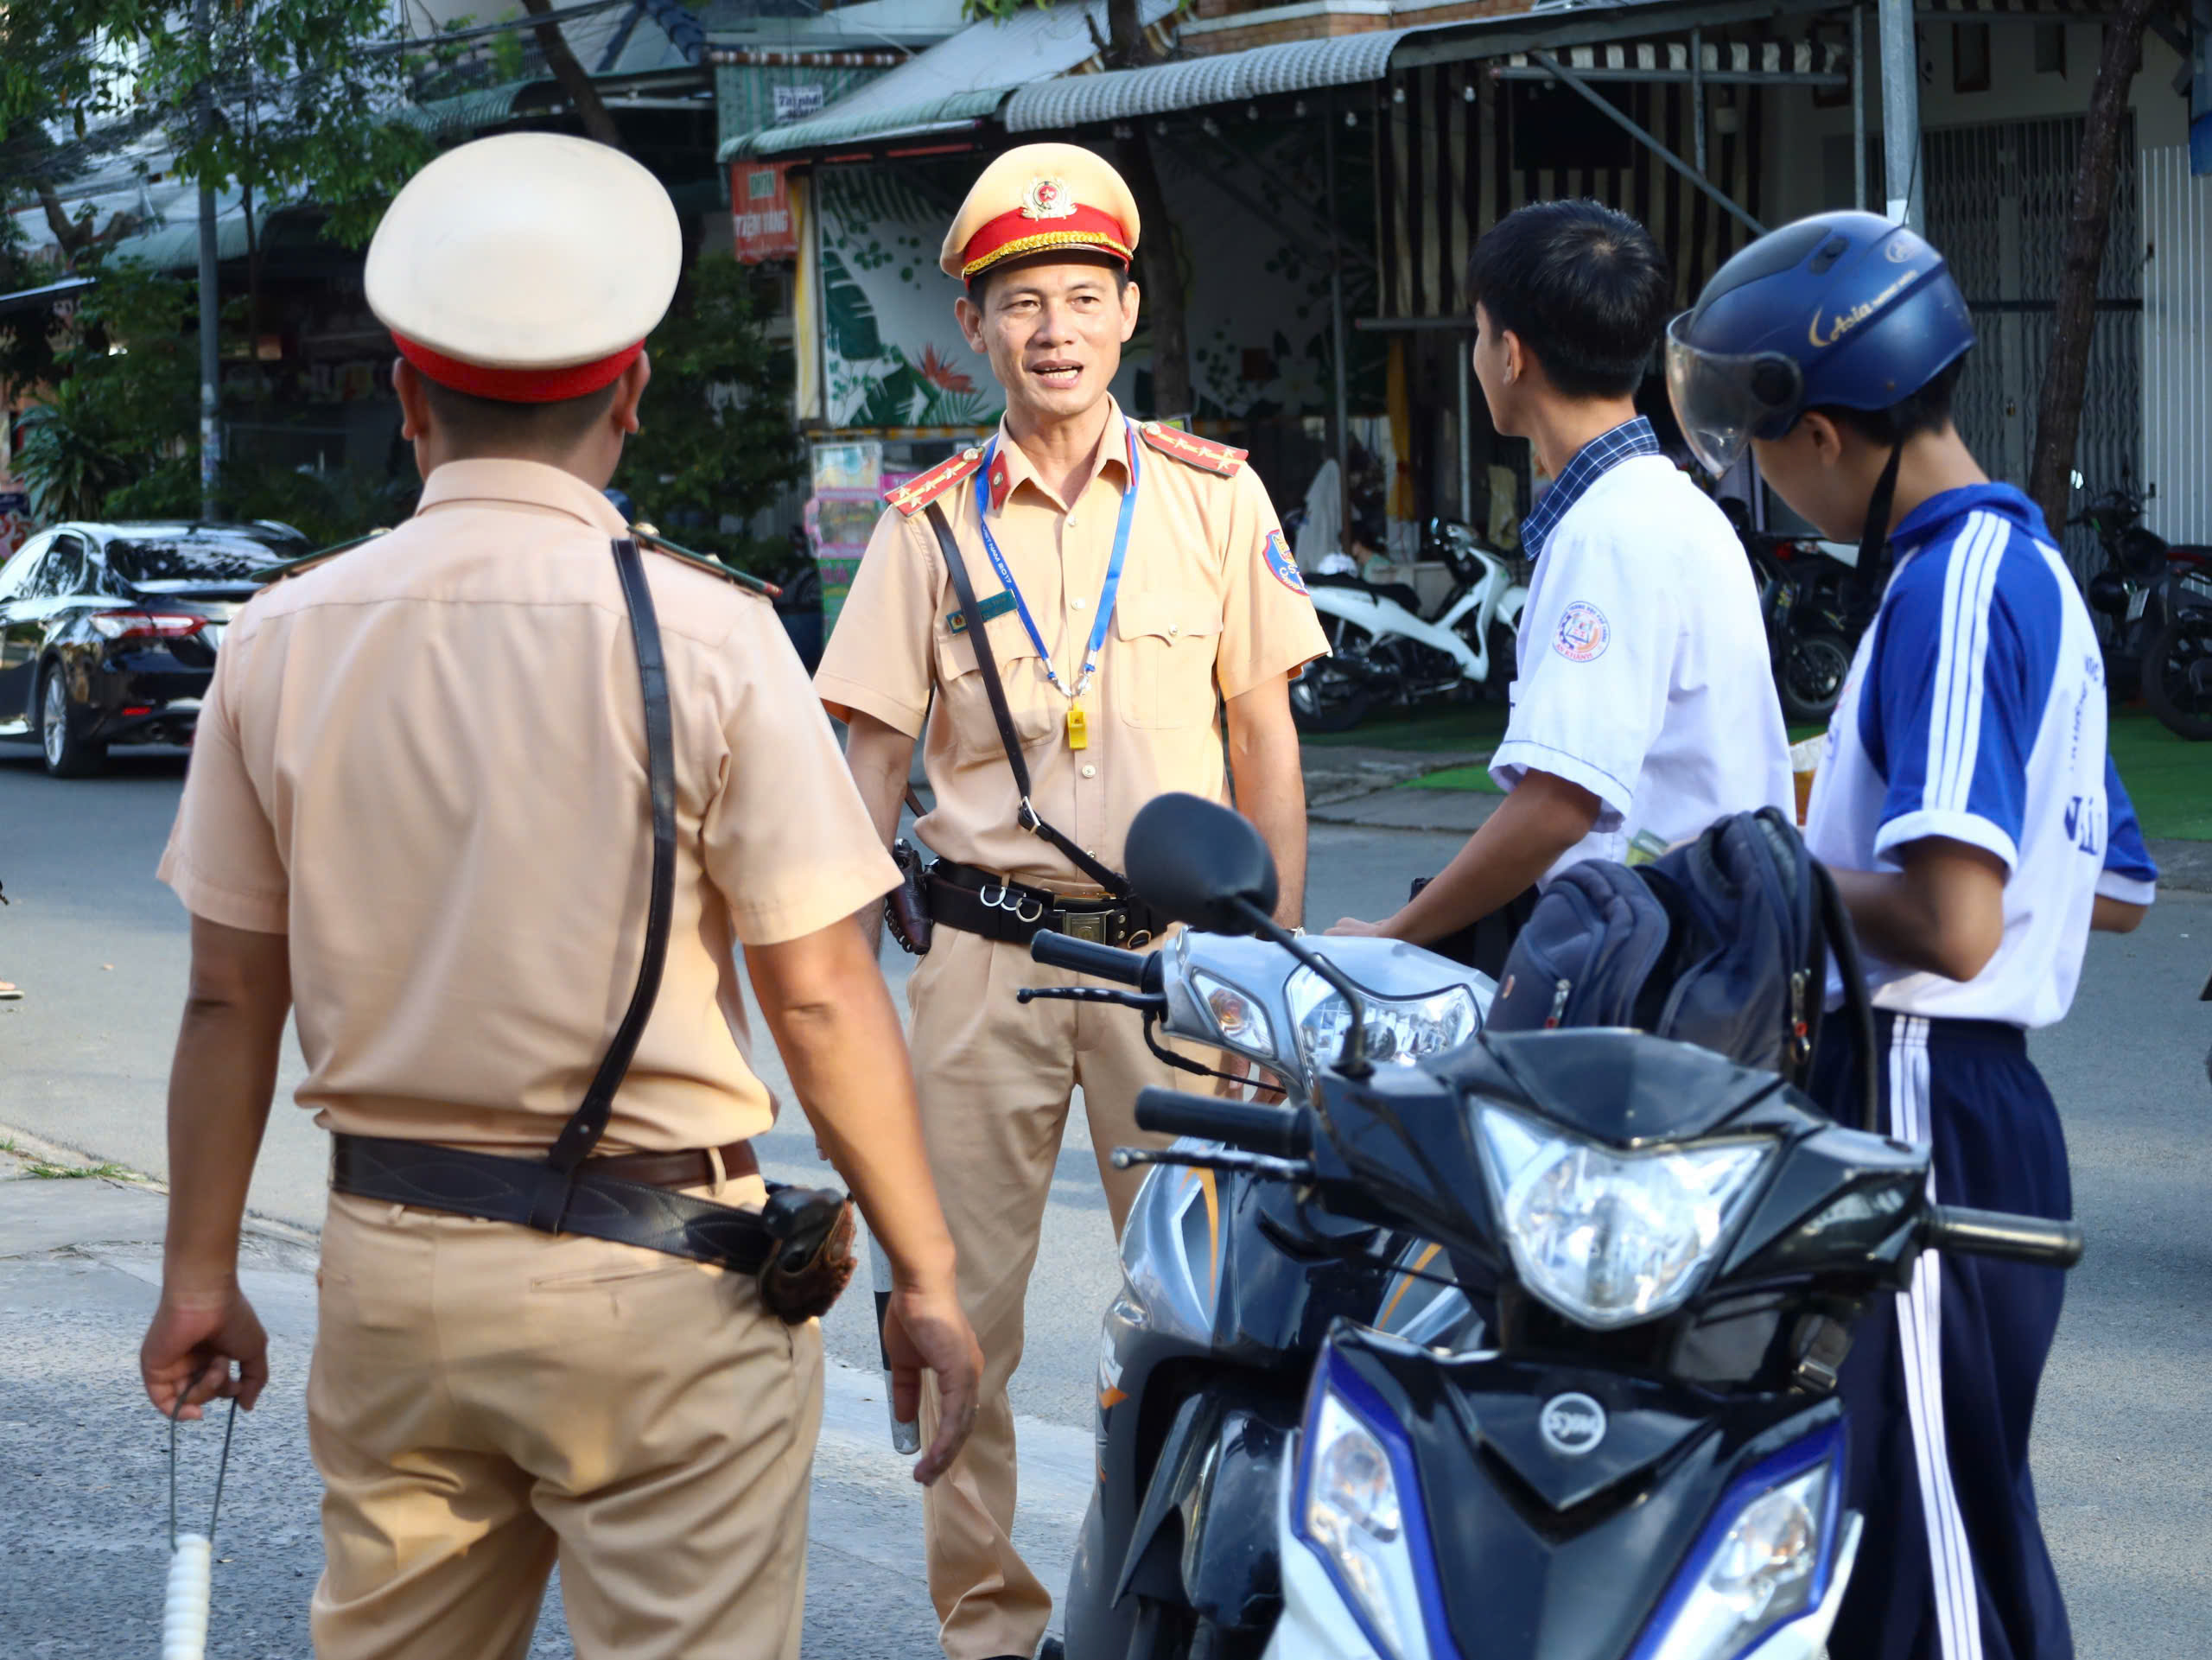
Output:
[883, 1285, 984, 1485]
[142, 1282, 270, 1420]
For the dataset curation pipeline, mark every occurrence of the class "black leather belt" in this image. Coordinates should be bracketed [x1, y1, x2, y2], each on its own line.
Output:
[331, 1133, 779, 1274]
[926, 861, 1160, 949]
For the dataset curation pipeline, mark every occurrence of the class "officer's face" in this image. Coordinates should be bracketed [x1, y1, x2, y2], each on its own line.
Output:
[957, 259, 1141, 425]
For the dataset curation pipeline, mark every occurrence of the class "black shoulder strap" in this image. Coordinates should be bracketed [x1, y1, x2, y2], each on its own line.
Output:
[531, 537, 678, 1228]
[922, 499, 1130, 898]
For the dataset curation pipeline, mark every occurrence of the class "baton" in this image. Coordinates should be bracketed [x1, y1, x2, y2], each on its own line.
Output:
[868, 1230, 922, 1454]
[163, 1374, 238, 1660]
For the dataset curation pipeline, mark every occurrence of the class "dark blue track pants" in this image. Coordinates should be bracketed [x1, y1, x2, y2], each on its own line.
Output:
[1813, 1011, 2075, 1660]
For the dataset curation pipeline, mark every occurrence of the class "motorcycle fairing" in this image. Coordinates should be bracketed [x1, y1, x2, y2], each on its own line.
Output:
[1325, 1327, 1845, 1660]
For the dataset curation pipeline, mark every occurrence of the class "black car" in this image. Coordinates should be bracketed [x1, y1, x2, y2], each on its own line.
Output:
[0, 520, 307, 776]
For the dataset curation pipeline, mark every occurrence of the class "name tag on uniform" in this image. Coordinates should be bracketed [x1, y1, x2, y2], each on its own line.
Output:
[947, 590, 1018, 634]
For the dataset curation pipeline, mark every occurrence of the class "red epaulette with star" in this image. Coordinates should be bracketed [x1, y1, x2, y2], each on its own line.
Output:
[884, 448, 987, 518]
[1137, 422, 1248, 479]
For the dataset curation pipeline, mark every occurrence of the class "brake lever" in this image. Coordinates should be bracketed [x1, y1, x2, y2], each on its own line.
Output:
[1110, 1145, 1316, 1184]
[1016, 987, 1166, 1010]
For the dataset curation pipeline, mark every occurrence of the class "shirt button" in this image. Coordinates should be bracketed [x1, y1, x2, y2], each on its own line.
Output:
[1168, 624, 1180, 636]
[1071, 595, 1088, 610]
[1082, 764, 1097, 779]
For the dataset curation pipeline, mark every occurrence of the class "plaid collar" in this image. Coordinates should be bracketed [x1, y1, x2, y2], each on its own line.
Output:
[1519, 417, 1663, 558]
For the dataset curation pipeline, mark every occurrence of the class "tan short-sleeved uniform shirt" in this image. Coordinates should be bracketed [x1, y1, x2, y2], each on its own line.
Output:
[815, 402, 1328, 887]
[160, 459, 898, 1154]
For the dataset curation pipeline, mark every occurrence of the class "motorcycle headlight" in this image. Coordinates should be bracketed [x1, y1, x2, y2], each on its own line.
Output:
[1298, 1387, 1429, 1660]
[1192, 970, 1274, 1062]
[1478, 1107, 1773, 1328]
[1637, 1437, 1843, 1660]
[1288, 967, 1478, 1076]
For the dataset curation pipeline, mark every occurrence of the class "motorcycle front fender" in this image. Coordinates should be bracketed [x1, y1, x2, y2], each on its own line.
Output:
[1113, 1388, 1294, 1631]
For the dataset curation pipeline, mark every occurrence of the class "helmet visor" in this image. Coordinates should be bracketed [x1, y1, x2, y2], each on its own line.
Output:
[1663, 315, 1804, 478]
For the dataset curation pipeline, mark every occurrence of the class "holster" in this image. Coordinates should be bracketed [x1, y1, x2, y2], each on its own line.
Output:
[886, 837, 934, 955]
[757, 1186, 860, 1322]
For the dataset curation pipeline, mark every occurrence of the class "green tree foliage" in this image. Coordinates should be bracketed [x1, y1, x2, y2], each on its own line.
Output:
[619, 258, 804, 572]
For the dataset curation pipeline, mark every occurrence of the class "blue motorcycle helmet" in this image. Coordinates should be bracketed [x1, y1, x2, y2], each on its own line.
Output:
[1666, 210, 1974, 480]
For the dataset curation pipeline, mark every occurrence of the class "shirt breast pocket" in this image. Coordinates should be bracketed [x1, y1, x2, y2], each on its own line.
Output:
[1112, 593, 1224, 729]
[933, 610, 1058, 758]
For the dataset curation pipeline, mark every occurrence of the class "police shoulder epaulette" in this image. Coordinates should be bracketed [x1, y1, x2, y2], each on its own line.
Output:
[1137, 422, 1248, 479]
[884, 447, 986, 518]
[252, 527, 391, 586]
[632, 526, 781, 600]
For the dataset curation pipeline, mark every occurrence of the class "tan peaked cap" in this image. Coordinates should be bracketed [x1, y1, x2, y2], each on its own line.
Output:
[938, 143, 1141, 283]
[365, 133, 681, 403]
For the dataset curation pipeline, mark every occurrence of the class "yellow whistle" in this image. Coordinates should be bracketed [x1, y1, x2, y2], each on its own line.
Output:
[1066, 705, 1090, 750]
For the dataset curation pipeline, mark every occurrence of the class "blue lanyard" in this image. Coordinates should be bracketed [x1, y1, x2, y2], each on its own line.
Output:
[971, 422, 1141, 698]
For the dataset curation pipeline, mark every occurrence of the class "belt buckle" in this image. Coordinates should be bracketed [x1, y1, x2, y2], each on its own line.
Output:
[1061, 909, 1109, 944]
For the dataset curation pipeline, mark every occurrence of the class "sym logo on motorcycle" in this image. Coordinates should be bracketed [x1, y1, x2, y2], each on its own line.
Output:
[1537, 1393, 1607, 1457]
[1041, 792, 2087, 1660]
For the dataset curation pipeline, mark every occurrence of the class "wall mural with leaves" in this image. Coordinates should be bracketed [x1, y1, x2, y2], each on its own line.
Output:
[817, 126, 1378, 429]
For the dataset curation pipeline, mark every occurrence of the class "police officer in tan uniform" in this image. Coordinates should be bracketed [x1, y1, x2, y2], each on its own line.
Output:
[137, 133, 982, 1660]
[815, 143, 1328, 1660]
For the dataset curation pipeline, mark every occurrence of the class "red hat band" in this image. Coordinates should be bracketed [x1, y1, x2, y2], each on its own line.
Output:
[960, 203, 1133, 283]
[392, 333, 645, 404]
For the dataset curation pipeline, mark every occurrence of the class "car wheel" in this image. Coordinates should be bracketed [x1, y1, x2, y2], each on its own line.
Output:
[36, 661, 107, 779]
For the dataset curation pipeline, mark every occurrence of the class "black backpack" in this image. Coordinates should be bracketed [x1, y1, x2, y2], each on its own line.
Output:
[1485, 807, 1878, 1129]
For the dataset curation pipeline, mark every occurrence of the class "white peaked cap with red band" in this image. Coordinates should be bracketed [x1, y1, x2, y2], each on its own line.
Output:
[365, 133, 681, 404]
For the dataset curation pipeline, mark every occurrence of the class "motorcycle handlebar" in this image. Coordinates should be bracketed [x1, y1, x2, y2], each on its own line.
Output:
[1135, 1087, 1312, 1159]
[1029, 932, 1149, 986]
[1923, 1205, 2084, 1269]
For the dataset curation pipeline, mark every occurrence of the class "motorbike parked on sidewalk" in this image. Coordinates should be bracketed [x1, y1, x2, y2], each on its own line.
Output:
[1725, 501, 1877, 727]
[1288, 517, 1528, 735]
[2073, 485, 2212, 723]
[1076, 792, 2083, 1660]
[1021, 894, 1493, 1658]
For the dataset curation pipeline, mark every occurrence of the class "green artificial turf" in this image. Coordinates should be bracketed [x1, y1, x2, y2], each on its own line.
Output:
[2108, 711, 2211, 841]
[1301, 703, 1511, 753]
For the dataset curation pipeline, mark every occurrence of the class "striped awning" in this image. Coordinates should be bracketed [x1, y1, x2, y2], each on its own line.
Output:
[1382, 57, 1768, 319]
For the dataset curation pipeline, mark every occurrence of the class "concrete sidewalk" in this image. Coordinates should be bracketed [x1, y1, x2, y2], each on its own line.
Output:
[0, 1133, 1091, 1658]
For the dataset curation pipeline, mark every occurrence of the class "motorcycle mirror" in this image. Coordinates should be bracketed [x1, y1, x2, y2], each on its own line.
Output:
[1125, 792, 1280, 935]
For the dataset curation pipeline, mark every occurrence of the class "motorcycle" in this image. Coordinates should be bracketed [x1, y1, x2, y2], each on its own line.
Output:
[1724, 501, 1876, 728]
[1085, 792, 2084, 1660]
[2072, 485, 2212, 719]
[1290, 518, 1528, 735]
[1021, 906, 1494, 1658]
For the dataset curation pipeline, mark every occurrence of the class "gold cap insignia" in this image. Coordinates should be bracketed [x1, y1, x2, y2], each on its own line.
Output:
[1021, 176, 1076, 221]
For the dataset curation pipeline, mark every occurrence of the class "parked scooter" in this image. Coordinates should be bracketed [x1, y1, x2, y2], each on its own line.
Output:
[1724, 500, 1877, 727]
[2141, 596, 2212, 740]
[1290, 518, 1528, 734]
[1088, 792, 2084, 1660]
[2073, 484, 2212, 711]
[1022, 899, 1492, 1657]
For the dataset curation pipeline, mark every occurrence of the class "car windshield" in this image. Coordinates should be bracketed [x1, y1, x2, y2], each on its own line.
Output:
[106, 539, 274, 586]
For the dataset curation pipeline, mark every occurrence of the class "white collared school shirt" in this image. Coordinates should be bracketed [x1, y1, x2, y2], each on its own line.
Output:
[1803, 483, 2158, 1027]
[1491, 436, 1792, 877]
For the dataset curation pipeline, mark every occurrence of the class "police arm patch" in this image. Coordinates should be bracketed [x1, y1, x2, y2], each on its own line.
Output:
[1263, 529, 1307, 595]
[1554, 601, 1610, 662]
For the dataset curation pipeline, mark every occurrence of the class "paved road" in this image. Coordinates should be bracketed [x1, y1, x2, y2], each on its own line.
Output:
[3, 741, 2209, 1655]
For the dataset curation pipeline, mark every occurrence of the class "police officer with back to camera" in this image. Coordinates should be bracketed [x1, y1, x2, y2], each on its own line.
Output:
[136, 131, 982, 1659]
[814, 143, 1329, 1660]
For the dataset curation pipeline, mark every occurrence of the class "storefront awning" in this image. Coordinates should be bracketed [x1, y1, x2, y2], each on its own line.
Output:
[1003, 29, 1408, 130]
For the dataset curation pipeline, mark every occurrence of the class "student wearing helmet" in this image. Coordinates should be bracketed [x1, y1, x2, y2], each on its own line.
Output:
[1669, 211, 2158, 1660]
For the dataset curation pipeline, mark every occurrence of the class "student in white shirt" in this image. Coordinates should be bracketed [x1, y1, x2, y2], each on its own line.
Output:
[1330, 200, 1789, 952]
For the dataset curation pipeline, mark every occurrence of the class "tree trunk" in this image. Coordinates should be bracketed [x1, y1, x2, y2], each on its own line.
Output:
[519, 0, 623, 148]
[2028, 0, 2158, 533]
[1104, 0, 1191, 421]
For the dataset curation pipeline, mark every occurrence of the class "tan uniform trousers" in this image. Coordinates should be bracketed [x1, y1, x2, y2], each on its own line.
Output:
[907, 925, 1185, 1660]
[308, 1181, 823, 1660]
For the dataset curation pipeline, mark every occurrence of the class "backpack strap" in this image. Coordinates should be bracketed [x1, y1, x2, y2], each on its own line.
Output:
[1809, 855, 1881, 1133]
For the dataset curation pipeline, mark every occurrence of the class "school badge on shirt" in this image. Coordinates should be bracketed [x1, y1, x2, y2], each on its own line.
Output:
[1264, 530, 1307, 595]
[1554, 601, 1610, 662]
